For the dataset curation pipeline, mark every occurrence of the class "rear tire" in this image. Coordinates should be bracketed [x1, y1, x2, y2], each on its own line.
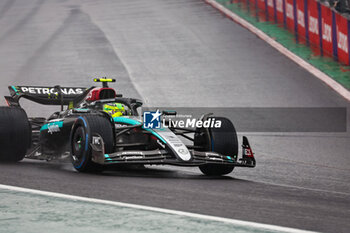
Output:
[0, 107, 31, 162]
[70, 114, 114, 172]
[196, 117, 238, 176]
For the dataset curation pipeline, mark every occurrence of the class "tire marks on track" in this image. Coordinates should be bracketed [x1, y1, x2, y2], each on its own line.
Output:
[0, 0, 16, 21]
[0, 0, 44, 43]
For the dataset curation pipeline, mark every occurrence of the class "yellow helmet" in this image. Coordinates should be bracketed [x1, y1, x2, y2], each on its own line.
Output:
[103, 103, 126, 117]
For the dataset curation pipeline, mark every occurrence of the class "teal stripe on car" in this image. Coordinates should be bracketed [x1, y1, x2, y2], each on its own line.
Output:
[40, 121, 64, 131]
[113, 117, 167, 144]
[11, 86, 19, 95]
[104, 154, 112, 161]
[114, 117, 142, 125]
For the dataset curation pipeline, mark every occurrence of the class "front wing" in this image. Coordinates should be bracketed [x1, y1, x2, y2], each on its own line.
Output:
[90, 136, 256, 167]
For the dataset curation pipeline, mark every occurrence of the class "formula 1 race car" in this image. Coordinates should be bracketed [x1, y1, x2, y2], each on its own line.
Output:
[0, 79, 256, 176]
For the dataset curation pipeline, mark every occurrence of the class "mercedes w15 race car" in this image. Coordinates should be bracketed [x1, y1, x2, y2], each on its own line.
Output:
[0, 79, 256, 176]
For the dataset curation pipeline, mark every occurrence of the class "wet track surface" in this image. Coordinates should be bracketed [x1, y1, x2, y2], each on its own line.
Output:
[0, 0, 349, 232]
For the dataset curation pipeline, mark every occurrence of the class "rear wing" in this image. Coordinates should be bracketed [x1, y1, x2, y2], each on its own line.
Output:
[5, 85, 94, 107]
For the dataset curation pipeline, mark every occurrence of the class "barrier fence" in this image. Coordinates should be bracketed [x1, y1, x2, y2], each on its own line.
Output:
[219, 0, 350, 65]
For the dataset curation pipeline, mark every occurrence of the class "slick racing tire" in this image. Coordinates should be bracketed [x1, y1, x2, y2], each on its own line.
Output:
[197, 117, 238, 176]
[70, 114, 114, 172]
[0, 107, 31, 162]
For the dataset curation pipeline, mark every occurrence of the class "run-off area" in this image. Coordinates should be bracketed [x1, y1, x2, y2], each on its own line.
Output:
[0, 187, 307, 233]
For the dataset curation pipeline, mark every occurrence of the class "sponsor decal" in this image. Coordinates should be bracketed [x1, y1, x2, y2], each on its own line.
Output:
[178, 148, 188, 155]
[156, 131, 191, 161]
[157, 139, 166, 149]
[309, 16, 319, 35]
[286, 4, 294, 20]
[18, 87, 84, 95]
[297, 9, 305, 28]
[205, 152, 220, 157]
[209, 157, 223, 161]
[92, 136, 101, 145]
[122, 151, 144, 155]
[337, 31, 348, 53]
[267, 0, 273, 7]
[115, 124, 128, 128]
[244, 148, 254, 158]
[121, 152, 144, 159]
[276, 0, 283, 12]
[40, 120, 64, 134]
[322, 23, 332, 42]
[245, 149, 252, 156]
[47, 122, 63, 134]
[48, 124, 60, 134]
[125, 156, 144, 159]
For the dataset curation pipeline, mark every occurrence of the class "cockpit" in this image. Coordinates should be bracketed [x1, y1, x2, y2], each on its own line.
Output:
[102, 102, 130, 117]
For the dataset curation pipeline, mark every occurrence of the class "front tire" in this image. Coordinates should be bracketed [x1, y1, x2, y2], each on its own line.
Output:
[0, 107, 31, 162]
[196, 117, 238, 176]
[70, 114, 114, 172]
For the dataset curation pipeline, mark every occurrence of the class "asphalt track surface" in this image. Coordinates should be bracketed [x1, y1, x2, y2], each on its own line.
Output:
[0, 0, 349, 232]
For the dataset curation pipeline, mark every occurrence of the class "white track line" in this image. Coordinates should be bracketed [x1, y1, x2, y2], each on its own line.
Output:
[0, 184, 316, 233]
[205, 0, 350, 102]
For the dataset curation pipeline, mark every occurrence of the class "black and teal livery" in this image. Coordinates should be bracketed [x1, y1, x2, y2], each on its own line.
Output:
[0, 79, 256, 176]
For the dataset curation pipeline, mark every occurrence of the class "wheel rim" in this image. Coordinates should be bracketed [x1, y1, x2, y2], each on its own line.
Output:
[72, 127, 86, 167]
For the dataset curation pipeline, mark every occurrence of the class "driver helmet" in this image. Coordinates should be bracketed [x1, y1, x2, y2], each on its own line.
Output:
[103, 103, 126, 117]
